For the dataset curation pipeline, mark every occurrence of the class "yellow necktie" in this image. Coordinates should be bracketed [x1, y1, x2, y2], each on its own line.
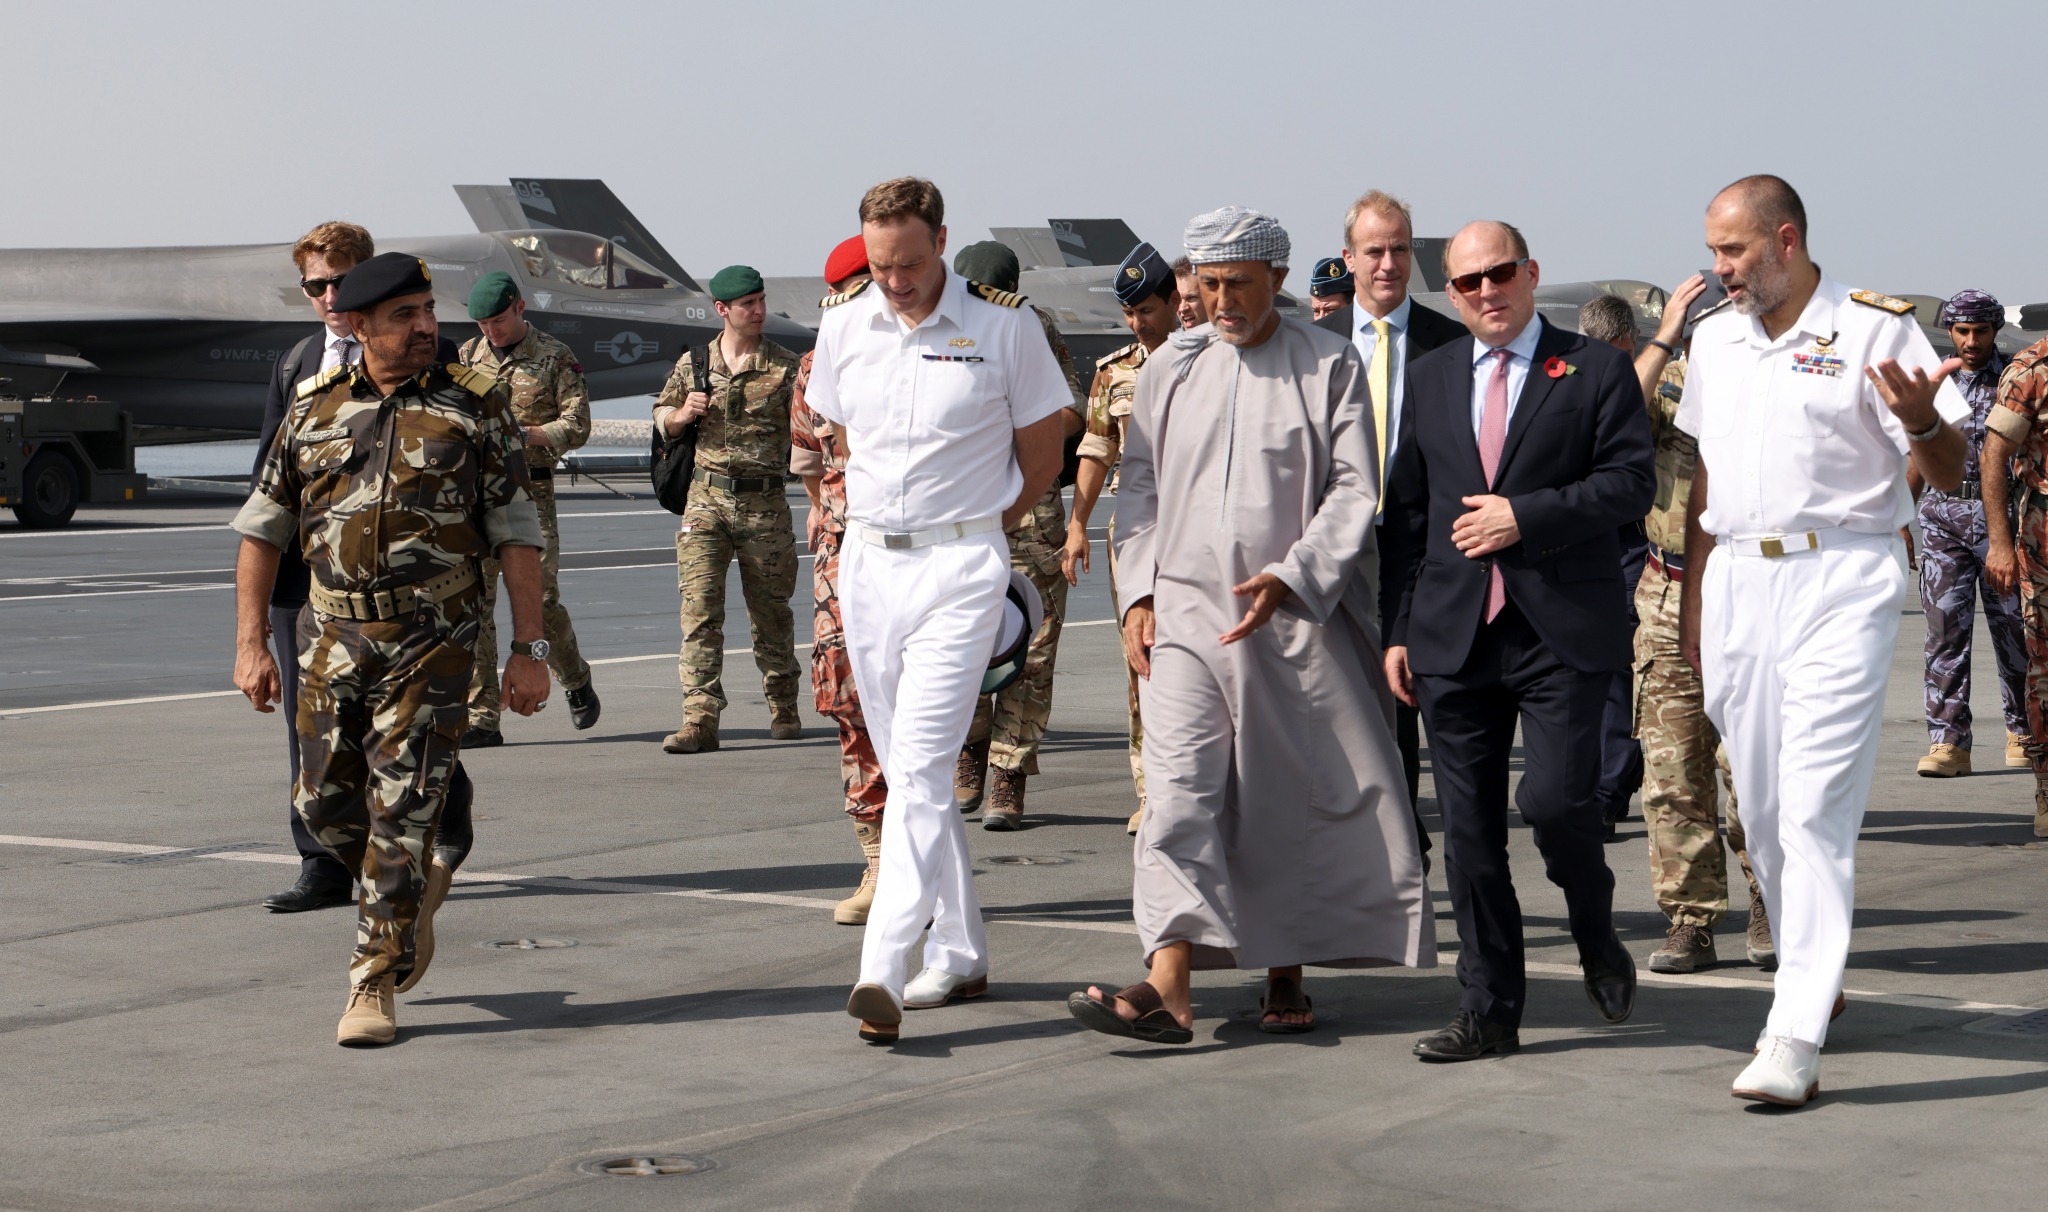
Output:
[1370, 319, 1391, 512]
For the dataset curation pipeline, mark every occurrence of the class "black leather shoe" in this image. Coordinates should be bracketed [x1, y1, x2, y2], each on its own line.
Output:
[262, 873, 353, 913]
[435, 762, 474, 872]
[460, 725, 503, 749]
[1413, 1009, 1519, 1062]
[1584, 936, 1637, 1024]
[565, 682, 601, 731]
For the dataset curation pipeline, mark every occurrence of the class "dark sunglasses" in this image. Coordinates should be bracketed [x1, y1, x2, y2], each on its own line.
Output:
[1447, 259, 1528, 295]
[300, 275, 346, 297]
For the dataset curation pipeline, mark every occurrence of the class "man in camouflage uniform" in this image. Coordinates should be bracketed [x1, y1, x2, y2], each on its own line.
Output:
[458, 271, 599, 746]
[230, 253, 549, 1046]
[1065, 241, 1182, 835]
[1980, 320, 2048, 838]
[1628, 274, 1771, 973]
[792, 235, 887, 923]
[1911, 290, 2027, 778]
[654, 265, 804, 753]
[948, 241, 1087, 830]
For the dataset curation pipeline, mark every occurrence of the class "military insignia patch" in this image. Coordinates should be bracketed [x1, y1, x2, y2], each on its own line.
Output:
[948, 337, 975, 349]
[1850, 289, 1915, 315]
[1792, 350, 1846, 377]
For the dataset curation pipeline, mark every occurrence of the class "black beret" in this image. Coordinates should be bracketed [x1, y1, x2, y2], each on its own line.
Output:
[332, 252, 434, 313]
[953, 241, 1022, 294]
[1309, 255, 1353, 298]
[1113, 242, 1175, 307]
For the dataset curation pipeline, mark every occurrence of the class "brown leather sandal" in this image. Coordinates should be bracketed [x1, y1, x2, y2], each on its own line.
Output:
[1258, 975, 1315, 1034]
[1066, 980, 1194, 1045]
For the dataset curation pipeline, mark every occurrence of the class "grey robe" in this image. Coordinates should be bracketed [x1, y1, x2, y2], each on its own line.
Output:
[1114, 318, 1435, 971]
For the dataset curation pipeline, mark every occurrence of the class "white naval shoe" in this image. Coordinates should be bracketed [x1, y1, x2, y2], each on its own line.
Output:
[903, 967, 990, 1010]
[1733, 1035, 1821, 1106]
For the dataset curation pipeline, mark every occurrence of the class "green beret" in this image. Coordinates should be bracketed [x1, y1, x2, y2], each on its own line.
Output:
[953, 241, 1020, 294]
[466, 271, 520, 320]
[708, 265, 765, 303]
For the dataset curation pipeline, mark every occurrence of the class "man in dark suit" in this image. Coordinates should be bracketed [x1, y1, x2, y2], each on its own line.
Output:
[1314, 190, 1466, 843]
[1382, 220, 1655, 1061]
[254, 221, 472, 912]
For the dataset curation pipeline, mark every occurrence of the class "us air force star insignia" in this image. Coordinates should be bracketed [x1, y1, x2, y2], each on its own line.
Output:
[948, 337, 975, 349]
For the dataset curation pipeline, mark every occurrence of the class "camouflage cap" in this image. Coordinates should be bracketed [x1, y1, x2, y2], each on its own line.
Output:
[1939, 288, 2003, 330]
[1113, 242, 1174, 307]
[708, 264, 765, 303]
[330, 252, 433, 313]
[953, 241, 1021, 294]
[1309, 255, 1354, 297]
[466, 270, 520, 320]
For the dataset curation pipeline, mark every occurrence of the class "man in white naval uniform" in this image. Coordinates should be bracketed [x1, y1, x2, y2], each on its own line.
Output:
[803, 177, 1071, 1044]
[1678, 175, 1968, 1106]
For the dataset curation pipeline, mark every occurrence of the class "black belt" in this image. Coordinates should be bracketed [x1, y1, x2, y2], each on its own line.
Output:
[1932, 480, 1981, 501]
[527, 464, 554, 481]
[693, 468, 784, 494]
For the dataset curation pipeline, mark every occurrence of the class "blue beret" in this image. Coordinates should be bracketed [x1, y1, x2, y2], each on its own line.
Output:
[1309, 255, 1353, 298]
[331, 252, 433, 313]
[1113, 242, 1174, 307]
[708, 265, 765, 303]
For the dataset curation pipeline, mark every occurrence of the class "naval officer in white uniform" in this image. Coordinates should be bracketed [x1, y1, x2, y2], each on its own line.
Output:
[1678, 176, 1968, 1106]
[803, 177, 1071, 1043]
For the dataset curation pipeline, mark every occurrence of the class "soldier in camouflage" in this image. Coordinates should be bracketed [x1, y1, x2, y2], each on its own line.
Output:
[458, 272, 600, 746]
[230, 253, 549, 1046]
[1910, 290, 2027, 778]
[654, 265, 804, 753]
[792, 235, 888, 924]
[1065, 241, 1182, 836]
[948, 241, 1087, 830]
[1627, 274, 1773, 974]
[1980, 319, 2048, 838]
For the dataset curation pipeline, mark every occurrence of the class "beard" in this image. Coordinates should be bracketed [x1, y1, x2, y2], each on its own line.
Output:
[1731, 253, 1792, 317]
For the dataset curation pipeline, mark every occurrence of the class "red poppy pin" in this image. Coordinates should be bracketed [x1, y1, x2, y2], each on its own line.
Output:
[1544, 356, 1577, 379]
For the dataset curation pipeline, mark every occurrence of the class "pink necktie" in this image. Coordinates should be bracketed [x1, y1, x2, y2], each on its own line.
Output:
[1478, 349, 1510, 622]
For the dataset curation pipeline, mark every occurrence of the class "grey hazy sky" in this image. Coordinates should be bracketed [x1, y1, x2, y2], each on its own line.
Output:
[11, 0, 2037, 303]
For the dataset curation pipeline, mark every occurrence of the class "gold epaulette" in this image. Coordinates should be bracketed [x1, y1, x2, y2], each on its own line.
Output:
[1851, 289, 1916, 316]
[292, 363, 349, 402]
[445, 362, 498, 396]
[1096, 341, 1140, 369]
[966, 280, 1024, 308]
[1690, 297, 1733, 323]
[820, 279, 871, 309]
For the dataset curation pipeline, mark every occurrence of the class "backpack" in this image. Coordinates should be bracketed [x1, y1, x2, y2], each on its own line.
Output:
[651, 344, 708, 514]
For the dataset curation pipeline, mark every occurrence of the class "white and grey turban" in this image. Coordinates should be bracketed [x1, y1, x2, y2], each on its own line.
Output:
[1183, 206, 1290, 269]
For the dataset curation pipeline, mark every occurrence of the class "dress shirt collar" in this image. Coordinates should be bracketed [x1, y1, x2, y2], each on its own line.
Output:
[1472, 314, 1545, 369]
[865, 270, 967, 335]
[1353, 294, 1412, 339]
[1740, 275, 1840, 350]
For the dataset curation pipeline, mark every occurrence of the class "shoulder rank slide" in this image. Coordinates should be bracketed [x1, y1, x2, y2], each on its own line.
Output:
[1096, 340, 1140, 369]
[1850, 289, 1916, 316]
[1690, 297, 1733, 323]
[820, 279, 872, 309]
[446, 362, 499, 396]
[966, 280, 1024, 308]
[292, 362, 349, 402]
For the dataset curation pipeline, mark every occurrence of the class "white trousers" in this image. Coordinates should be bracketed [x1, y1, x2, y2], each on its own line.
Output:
[1701, 532, 1905, 1046]
[840, 531, 1008, 996]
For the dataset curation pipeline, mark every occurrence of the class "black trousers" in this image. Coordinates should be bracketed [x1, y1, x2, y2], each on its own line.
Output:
[271, 603, 471, 883]
[1594, 535, 1649, 815]
[1415, 600, 1617, 1029]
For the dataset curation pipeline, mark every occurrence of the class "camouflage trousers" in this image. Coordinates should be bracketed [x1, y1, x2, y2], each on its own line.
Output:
[967, 487, 1069, 774]
[469, 475, 591, 729]
[677, 483, 802, 721]
[1918, 495, 2028, 747]
[812, 527, 887, 819]
[295, 592, 477, 987]
[1633, 561, 1759, 928]
[2014, 494, 2048, 775]
[1109, 530, 1145, 810]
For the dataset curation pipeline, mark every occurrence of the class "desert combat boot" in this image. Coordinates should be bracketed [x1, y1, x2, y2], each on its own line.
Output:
[1648, 921, 1717, 973]
[770, 702, 803, 741]
[336, 974, 397, 1046]
[1916, 743, 1970, 778]
[663, 716, 719, 754]
[835, 819, 882, 925]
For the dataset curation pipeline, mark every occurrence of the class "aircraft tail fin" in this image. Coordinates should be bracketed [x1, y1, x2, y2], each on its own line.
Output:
[454, 185, 527, 233]
[990, 227, 1068, 271]
[1046, 219, 1144, 267]
[505, 178, 700, 291]
[1410, 238, 1450, 293]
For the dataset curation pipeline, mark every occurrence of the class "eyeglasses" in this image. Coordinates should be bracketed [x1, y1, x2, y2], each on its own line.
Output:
[1447, 259, 1528, 295]
[300, 275, 346, 297]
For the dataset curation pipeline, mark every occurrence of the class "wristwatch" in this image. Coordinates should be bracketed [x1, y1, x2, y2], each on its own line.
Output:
[512, 638, 552, 662]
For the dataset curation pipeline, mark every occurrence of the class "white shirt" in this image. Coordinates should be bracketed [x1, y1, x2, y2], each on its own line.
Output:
[1351, 295, 1412, 466]
[318, 328, 360, 374]
[805, 272, 1072, 533]
[1675, 276, 1969, 538]
[1468, 314, 1547, 436]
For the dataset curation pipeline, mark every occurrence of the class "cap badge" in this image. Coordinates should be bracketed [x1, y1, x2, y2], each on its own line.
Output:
[1125, 266, 1142, 279]
[418, 259, 431, 283]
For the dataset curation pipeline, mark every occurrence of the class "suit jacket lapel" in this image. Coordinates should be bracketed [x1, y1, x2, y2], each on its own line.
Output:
[1493, 319, 1565, 481]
